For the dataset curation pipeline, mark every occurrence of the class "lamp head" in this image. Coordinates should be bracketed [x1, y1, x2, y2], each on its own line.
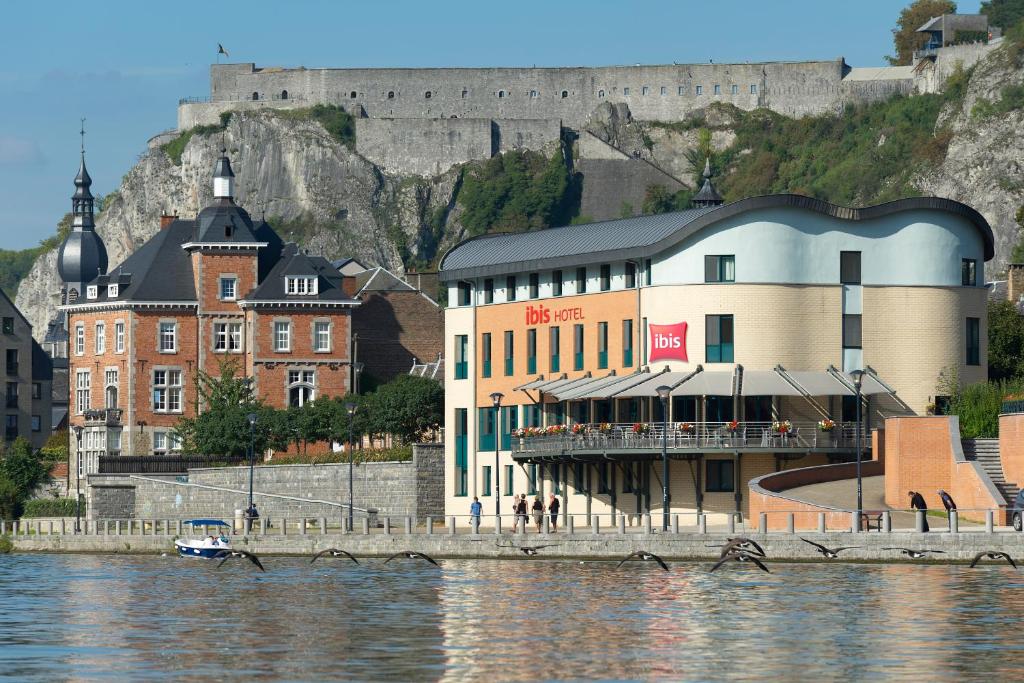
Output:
[247, 412, 258, 426]
[850, 369, 865, 389]
[72, 425, 83, 437]
[490, 392, 504, 407]
[354, 362, 364, 373]
[345, 401, 358, 416]
[655, 385, 671, 401]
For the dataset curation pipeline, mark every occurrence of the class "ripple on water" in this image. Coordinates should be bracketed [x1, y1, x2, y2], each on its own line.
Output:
[1, 554, 1024, 681]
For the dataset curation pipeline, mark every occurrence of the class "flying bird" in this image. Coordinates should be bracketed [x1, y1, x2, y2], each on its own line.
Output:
[882, 547, 946, 559]
[717, 537, 766, 557]
[970, 551, 1016, 568]
[710, 551, 770, 573]
[496, 542, 558, 556]
[213, 549, 265, 572]
[800, 538, 859, 559]
[218, 43, 229, 57]
[310, 548, 359, 564]
[617, 551, 669, 571]
[384, 550, 439, 566]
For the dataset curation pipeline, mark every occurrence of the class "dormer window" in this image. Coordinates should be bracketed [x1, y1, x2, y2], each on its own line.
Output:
[86, 286, 98, 300]
[107, 284, 118, 298]
[219, 276, 237, 301]
[285, 276, 318, 295]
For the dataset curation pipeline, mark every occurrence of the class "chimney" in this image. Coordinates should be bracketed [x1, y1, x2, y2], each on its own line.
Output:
[159, 212, 176, 229]
[1009, 264, 1024, 305]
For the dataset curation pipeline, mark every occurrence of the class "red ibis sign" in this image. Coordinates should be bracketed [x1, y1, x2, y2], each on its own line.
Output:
[649, 322, 688, 363]
[525, 304, 584, 325]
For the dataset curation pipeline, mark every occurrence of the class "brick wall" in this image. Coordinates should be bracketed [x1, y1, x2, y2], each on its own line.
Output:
[353, 290, 442, 385]
[1000, 414, 1024, 488]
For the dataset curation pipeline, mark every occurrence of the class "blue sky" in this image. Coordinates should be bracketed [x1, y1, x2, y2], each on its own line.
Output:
[0, 0, 981, 249]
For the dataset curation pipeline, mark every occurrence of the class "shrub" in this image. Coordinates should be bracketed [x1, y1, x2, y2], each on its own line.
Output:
[270, 446, 413, 466]
[0, 476, 19, 520]
[21, 498, 82, 518]
[274, 104, 355, 149]
[0, 536, 11, 554]
[946, 379, 1024, 438]
[160, 117, 232, 166]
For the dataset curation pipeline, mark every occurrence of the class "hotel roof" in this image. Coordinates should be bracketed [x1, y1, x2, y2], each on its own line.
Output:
[439, 195, 994, 281]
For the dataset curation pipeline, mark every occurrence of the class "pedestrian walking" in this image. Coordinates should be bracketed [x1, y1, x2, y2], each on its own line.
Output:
[469, 496, 482, 529]
[516, 495, 528, 529]
[548, 493, 560, 532]
[908, 490, 929, 532]
[532, 496, 544, 532]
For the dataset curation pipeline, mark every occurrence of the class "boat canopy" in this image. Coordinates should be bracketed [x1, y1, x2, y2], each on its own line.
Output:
[184, 519, 230, 527]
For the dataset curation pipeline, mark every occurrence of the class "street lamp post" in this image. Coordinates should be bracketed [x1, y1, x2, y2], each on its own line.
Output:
[72, 425, 83, 534]
[345, 401, 358, 532]
[490, 392, 504, 518]
[656, 386, 671, 531]
[246, 413, 258, 522]
[851, 370, 865, 532]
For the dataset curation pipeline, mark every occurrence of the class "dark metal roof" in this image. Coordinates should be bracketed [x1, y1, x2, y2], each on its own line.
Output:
[245, 243, 354, 302]
[439, 194, 995, 281]
[193, 199, 262, 243]
[213, 152, 235, 178]
[73, 155, 93, 199]
[57, 229, 109, 285]
[83, 219, 197, 303]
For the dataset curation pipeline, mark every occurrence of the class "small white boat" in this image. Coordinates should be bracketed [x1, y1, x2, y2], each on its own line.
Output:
[174, 519, 232, 559]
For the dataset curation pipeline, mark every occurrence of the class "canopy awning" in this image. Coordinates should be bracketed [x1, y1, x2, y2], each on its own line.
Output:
[830, 368, 895, 396]
[514, 375, 557, 391]
[672, 370, 737, 396]
[783, 370, 854, 397]
[559, 369, 658, 400]
[611, 371, 695, 398]
[740, 370, 805, 397]
[549, 372, 617, 400]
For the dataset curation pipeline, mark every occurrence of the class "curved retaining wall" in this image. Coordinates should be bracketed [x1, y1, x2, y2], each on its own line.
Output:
[748, 460, 884, 531]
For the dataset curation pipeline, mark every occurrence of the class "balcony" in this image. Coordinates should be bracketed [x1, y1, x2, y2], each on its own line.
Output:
[83, 408, 123, 427]
[512, 421, 869, 460]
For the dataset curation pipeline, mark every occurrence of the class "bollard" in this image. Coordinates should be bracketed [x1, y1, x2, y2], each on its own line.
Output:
[568, 515, 575, 534]
[282, 518, 288, 536]
[517, 516, 525, 535]
[426, 516, 434, 535]
[449, 516, 457, 536]
[882, 511, 891, 533]
[698, 514, 707, 534]
[818, 512, 826, 533]
[103, 520, 109, 535]
[320, 517, 327, 535]
[758, 512, 767, 534]
[298, 518, 307, 536]
[175, 519, 182, 536]
[543, 516, 550, 534]
[592, 516, 600, 534]
[786, 513, 795, 534]
[618, 515, 626, 535]
[986, 509, 994, 534]
[90, 520, 98, 536]
[915, 509, 925, 533]
[259, 517, 267, 535]
[0, 520, 5, 535]
[60, 519, 66, 535]
[727, 513, 736, 534]
[494, 515, 502, 535]
[361, 517, 369, 535]
[672, 514, 680, 535]
[11, 521, 17, 536]
[404, 517, 412, 535]
[471, 515, 479, 534]
[643, 514, 652, 535]
[383, 517, 391, 535]
[850, 513, 858, 534]
[115, 520, 122, 536]
[950, 510, 958, 534]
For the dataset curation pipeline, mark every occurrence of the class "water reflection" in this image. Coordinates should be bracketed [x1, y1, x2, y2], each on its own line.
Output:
[2, 554, 1024, 681]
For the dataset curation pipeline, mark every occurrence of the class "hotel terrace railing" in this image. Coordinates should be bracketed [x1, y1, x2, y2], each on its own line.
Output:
[512, 421, 868, 454]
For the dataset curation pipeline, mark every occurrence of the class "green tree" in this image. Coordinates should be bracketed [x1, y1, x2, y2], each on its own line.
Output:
[981, 0, 1024, 29]
[0, 475, 20, 520]
[1011, 206, 1024, 263]
[642, 185, 695, 215]
[683, 127, 715, 185]
[0, 437, 47, 500]
[887, 0, 958, 65]
[363, 375, 443, 444]
[988, 300, 1024, 380]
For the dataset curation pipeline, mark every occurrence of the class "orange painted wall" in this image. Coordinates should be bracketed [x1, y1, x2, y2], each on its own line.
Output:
[999, 414, 1024, 489]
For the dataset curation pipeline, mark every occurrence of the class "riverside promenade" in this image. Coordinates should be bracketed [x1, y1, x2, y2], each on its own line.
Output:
[7, 515, 1024, 562]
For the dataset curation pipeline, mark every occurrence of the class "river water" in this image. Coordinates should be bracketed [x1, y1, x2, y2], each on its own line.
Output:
[2, 553, 1023, 681]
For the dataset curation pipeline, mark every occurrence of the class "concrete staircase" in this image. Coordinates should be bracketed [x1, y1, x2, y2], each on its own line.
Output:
[963, 438, 1019, 505]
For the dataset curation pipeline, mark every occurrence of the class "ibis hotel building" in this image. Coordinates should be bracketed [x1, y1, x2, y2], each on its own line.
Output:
[438, 187, 992, 524]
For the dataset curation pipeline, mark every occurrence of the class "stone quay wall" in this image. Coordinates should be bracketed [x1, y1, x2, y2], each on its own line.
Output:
[85, 444, 444, 522]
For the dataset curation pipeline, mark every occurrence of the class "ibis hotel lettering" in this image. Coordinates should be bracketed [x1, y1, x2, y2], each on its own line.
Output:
[525, 304, 584, 325]
[649, 322, 688, 363]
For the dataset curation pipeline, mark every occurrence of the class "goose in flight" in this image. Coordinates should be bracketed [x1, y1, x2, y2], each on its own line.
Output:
[310, 549, 359, 564]
[384, 551, 439, 566]
[800, 538, 859, 559]
[212, 549, 265, 572]
[617, 551, 669, 571]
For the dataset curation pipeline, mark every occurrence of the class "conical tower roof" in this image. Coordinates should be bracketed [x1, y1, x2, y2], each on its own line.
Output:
[692, 157, 724, 208]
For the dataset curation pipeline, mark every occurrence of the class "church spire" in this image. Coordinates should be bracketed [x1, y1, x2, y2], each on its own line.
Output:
[72, 118, 95, 230]
[58, 121, 108, 302]
[691, 157, 724, 209]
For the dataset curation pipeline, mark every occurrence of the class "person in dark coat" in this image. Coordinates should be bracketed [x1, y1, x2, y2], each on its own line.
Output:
[937, 489, 957, 530]
[908, 491, 929, 532]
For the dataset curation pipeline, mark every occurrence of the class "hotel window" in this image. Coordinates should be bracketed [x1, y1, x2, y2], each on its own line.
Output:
[527, 328, 537, 374]
[478, 407, 496, 451]
[706, 315, 734, 363]
[750, 84, 758, 94]
[731, 84, 738, 95]
[644, 259, 652, 286]
[574, 324, 584, 370]
[481, 333, 492, 378]
[159, 322, 177, 353]
[219, 276, 238, 301]
[5, 382, 15, 409]
[550, 327, 561, 372]
[484, 278, 494, 304]
[75, 370, 90, 414]
[214, 322, 243, 352]
[75, 324, 85, 356]
[706, 459, 735, 492]
[623, 319, 634, 367]
[843, 314, 862, 349]
[967, 317, 980, 366]
[457, 282, 471, 306]
[287, 369, 315, 407]
[152, 369, 183, 413]
[94, 322, 105, 354]
[455, 335, 468, 379]
[523, 404, 541, 427]
[714, 84, 721, 95]
[481, 466, 492, 496]
[840, 251, 861, 285]
[597, 322, 609, 369]
[153, 431, 167, 454]
[285, 276, 318, 295]
[529, 273, 539, 299]
[527, 464, 538, 495]
[314, 321, 331, 352]
[625, 262, 636, 288]
[268, 320, 290, 352]
[454, 409, 468, 496]
[107, 284, 119, 298]
[115, 322, 125, 353]
[552, 270, 563, 296]
[600, 264, 611, 291]
[504, 330, 514, 376]
[576, 267, 587, 294]
[695, 85, 703, 95]
[1, 317, 12, 335]
[500, 406, 518, 449]
[704, 255, 735, 283]
[962, 259, 977, 286]
[506, 275, 517, 302]
[505, 464, 514, 496]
